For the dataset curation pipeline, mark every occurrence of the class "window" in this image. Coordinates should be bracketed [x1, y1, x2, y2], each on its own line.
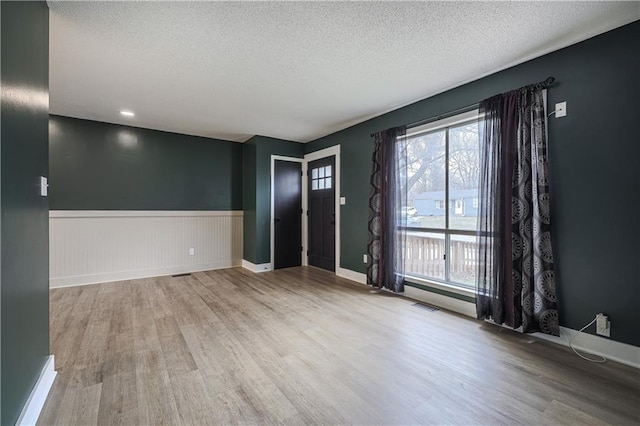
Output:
[403, 110, 481, 290]
[311, 165, 332, 190]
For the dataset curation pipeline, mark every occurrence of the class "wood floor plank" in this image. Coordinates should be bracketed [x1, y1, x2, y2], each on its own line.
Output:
[39, 266, 640, 426]
[170, 370, 221, 425]
[96, 371, 138, 425]
[154, 315, 198, 377]
[135, 349, 181, 426]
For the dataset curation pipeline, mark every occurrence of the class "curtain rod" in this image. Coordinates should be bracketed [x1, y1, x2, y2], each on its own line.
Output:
[370, 76, 555, 137]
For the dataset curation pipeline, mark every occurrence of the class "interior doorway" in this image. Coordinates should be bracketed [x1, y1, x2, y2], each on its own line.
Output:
[271, 157, 303, 269]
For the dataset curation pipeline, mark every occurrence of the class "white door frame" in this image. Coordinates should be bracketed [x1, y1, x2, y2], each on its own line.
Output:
[270, 155, 304, 271]
[303, 145, 341, 272]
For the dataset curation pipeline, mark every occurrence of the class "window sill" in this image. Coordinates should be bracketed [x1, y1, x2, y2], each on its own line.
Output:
[405, 275, 476, 301]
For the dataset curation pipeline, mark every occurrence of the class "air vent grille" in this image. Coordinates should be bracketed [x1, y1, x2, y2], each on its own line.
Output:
[412, 302, 439, 312]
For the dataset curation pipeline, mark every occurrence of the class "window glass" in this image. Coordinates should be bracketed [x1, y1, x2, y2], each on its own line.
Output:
[403, 113, 481, 290]
[448, 122, 480, 230]
[406, 130, 446, 229]
[449, 234, 477, 286]
[406, 231, 445, 281]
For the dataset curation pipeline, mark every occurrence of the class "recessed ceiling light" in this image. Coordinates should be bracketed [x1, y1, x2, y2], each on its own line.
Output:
[120, 110, 135, 117]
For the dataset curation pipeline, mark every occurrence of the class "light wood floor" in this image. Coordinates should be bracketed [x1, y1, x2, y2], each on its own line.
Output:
[39, 267, 639, 425]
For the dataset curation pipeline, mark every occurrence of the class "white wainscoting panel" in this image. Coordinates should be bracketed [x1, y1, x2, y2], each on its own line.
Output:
[50, 211, 243, 287]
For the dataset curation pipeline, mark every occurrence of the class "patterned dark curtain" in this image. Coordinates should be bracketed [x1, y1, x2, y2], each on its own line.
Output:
[476, 85, 559, 336]
[366, 126, 407, 293]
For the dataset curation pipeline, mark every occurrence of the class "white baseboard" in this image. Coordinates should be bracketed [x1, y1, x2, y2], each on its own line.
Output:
[336, 267, 367, 284]
[242, 259, 272, 273]
[533, 326, 640, 369]
[486, 319, 640, 369]
[404, 285, 478, 318]
[16, 355, 57, 426]
[335, 267, 477, 317]
[50, 261, 241, 288]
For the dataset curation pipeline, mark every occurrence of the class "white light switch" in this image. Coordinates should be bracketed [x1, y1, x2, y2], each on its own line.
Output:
[363, 254, 368, 263]
[554, 101, 567, 118]
[340, 197, 346, 205]
[189, 248, 195, 256]
[40, 176, 48, 196]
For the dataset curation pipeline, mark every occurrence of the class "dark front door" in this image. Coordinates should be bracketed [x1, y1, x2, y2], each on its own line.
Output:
[274, 160, 302, 269]
[308, 156, 335, 271]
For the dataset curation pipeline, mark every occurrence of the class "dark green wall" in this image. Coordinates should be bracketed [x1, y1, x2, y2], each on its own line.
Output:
[306, 22, 640, 346]
[243, 136, 304, 264]
[49, 115, 243, 210]
[1, 2, 50, 424]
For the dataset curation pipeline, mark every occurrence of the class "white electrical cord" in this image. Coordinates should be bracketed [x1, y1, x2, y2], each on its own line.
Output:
[568, 316, 607, 363]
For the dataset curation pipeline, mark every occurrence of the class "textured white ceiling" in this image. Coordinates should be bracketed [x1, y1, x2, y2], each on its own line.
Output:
[48, 1, 639, 143]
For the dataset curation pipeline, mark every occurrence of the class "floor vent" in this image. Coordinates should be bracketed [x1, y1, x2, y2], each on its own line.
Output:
[172, 273, 192, 278]
[412, 302, 439, 312]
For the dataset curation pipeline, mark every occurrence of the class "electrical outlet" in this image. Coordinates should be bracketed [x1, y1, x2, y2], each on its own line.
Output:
[596, 313, 610, 337]
[554, 101, 567, 118]
[363, 254, 368, 264]
[189, 248, 195, 256]
[40, 176, 48, 197]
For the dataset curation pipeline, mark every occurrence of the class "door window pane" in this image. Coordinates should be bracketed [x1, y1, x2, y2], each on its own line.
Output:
[311, 166, 333, 191]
